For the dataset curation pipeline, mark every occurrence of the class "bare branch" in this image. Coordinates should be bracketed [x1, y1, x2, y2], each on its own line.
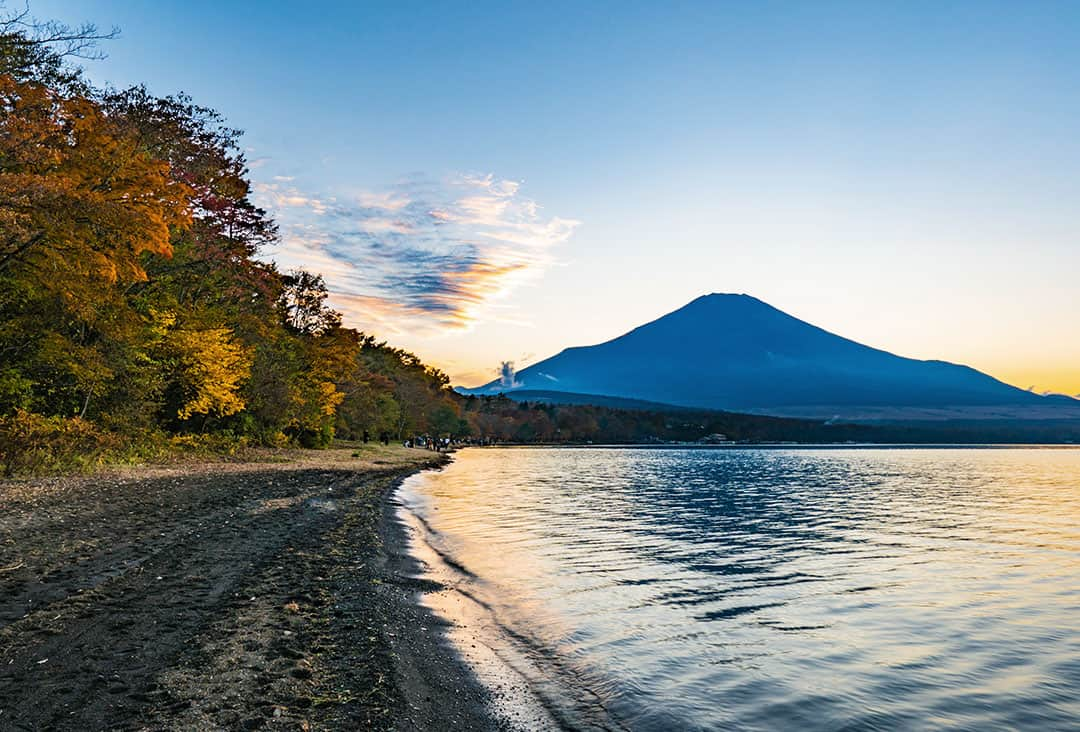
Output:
[0, 3, 120, 87]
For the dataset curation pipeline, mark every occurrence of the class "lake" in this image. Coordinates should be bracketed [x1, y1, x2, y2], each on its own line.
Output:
[396, 447, 1080, 730]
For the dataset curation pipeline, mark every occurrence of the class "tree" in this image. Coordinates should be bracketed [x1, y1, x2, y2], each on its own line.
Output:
[163, 324, 252, 422]
[0, 76, 190, 283]
[428, 404, 460, 437]
[279, 270, 341, 336]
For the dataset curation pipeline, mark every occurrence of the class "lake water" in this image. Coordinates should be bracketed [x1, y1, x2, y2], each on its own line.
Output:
[396, 447, 1080, 730]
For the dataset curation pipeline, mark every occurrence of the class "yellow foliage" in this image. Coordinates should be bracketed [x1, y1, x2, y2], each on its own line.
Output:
[148, 308, 178, 337]
[318, 381, 345, 416]
[168, 327, 252, 420]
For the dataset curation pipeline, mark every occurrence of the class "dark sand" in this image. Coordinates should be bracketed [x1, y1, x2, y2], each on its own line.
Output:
[0, 446, 505, 731]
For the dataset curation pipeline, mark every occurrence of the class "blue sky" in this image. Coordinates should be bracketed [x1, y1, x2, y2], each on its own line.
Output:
[34, 0, 1080, 392]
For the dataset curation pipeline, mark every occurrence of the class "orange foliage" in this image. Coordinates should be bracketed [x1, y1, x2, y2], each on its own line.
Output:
[0, 74, 191, 285]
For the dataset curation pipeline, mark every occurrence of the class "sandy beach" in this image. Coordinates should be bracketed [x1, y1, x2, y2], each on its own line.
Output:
[0, 446, 504, 731]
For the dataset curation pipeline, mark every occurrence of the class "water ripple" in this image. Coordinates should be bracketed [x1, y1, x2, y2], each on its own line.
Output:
[399, 446, 1080, 730]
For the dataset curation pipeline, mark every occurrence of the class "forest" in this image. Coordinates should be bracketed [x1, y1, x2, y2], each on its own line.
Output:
[0, 13, 477, 473]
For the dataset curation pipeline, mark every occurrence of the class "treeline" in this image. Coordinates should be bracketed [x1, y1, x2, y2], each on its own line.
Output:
[0, 14, 465, 473]
[461, 396, 1080, 445]
[460, 395, 871, 443]
[465, 396, 862, 444]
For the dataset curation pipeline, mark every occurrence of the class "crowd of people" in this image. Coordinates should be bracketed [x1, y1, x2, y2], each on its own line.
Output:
[359, 431, 499, 452]
[399, 435, 503, 452]
[402, 436, 452, 452]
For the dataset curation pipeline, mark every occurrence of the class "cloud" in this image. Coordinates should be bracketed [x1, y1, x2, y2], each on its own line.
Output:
[255, 174, 579, 335]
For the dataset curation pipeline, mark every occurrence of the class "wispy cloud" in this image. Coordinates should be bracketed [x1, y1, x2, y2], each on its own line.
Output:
[254, 174, 579, 336]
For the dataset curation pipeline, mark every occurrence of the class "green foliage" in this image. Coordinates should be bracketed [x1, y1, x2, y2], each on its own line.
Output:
[428, 405, 460, 437]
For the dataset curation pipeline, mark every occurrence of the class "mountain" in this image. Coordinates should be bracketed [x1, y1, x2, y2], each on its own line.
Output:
[466, 294, 1078, 419]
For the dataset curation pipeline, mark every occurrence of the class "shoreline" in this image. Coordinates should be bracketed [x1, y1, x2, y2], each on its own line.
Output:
[0, 446, 503, 730]
[376, 460, 511, 732]
[389, 470, 570, 732]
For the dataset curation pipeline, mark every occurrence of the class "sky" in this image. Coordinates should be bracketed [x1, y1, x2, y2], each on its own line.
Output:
[33, 0, 1080, 394]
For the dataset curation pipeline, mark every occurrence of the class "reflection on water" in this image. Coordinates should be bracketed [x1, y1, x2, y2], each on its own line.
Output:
[397, 447, 1080, 730]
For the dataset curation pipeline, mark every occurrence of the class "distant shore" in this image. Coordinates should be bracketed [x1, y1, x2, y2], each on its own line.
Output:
[0, 446, 503, 730]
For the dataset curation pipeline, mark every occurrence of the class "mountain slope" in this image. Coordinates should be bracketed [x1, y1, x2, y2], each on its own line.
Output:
[467, 294, 1072, 415]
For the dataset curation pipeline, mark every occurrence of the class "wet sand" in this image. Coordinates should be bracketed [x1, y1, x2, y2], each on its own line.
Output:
[0, 446, 505, 731]
[389, 484, 568, 732]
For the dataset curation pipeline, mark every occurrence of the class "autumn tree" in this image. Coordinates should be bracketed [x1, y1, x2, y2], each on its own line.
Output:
[159, 320, 252, 424]
[0, 77, 189, 283]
